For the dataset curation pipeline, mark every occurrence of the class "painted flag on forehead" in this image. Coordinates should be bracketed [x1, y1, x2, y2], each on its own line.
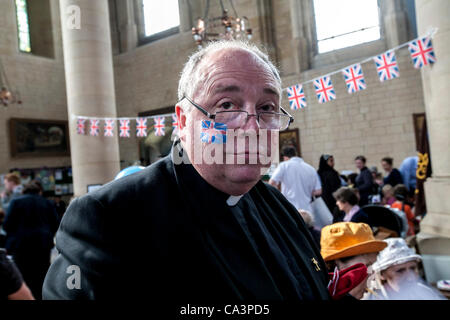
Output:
[90, 119, 100, 136]
[172, 114, 179, 133]
[313, 76, 336, 104]
[77, 118, 86, 135]
[104, 119, 115, 137]
[119, 119, 130, 138]
[408, 37, 436, 69]
[342, 64, 366, 94]
[154, 117, 165, 136]
[136, 117, 147, 137]
[200, 120, 227, 144]
[286, 84, 307, 110]
[373, 51, 400, 82]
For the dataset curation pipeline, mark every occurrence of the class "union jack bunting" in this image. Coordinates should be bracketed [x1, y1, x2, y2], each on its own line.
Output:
[408, 37, 436, 69]
[373, 51, 400, 82]
[119, 119, 130, 138]
[104, 119, 115, 137]
[77, 118, 86, 135]
[136, 117, 147, 137]
[313, 76, 336, 104]
[90, 119, 100, 136]
[172, 114, 179, 133]
[200, 120, 227, 144]
[286, 84, 307, 110]
[342, 64, 366, 94]
[154, 117, 165, 136]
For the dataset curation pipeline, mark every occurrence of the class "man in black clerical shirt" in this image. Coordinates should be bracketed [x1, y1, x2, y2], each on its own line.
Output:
[43, 41, 330, 300]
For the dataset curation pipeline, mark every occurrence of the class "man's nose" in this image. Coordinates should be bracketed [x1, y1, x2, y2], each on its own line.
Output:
[240, 114, 260, 130]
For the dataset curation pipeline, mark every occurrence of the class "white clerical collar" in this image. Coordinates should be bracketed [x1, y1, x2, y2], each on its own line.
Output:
[226, 195, 244, 206]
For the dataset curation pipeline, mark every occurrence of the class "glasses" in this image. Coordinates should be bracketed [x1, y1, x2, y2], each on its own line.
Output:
[180, 95, 294, 130]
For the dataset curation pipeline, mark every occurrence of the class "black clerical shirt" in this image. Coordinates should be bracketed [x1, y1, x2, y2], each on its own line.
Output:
[43, 141, 330, 301]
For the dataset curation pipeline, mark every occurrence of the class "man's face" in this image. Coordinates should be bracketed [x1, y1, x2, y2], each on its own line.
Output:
[381, 161, 391, 172]
[4, 179, 15, 192]
[355, 159, 364, 170]
[177, 48, 280, 195]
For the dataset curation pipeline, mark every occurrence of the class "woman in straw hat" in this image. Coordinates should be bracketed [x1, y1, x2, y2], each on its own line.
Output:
[320, 222, 387, 299]
[364, 238, 445, 300]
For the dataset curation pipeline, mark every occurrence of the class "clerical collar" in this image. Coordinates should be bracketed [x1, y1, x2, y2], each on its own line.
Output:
[226, 195, 243, 207]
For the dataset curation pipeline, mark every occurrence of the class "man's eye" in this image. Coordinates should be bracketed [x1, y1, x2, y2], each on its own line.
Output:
[259, 104, 276, 112]
[220, 102, 235, 110]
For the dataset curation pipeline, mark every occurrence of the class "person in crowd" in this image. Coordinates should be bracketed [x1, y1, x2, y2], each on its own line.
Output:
[1, 173, 23, 213]
[3, 180, 59, 299]
[354, 156, 373, 206]
[347, 173, 358, 188]
[364, 238, 445, 300]
[269, 146, 322, 213]
[381, 157, 403, 187]
[0, 248, 34, 300]
[390, 184, 417, 237]
[317, 154, 341, 213]
[43, 40, 331, 300]
[399, 155, 419, 195]
[332, 187, 369, 224]
[0, 209, 6, 248]
[320, 222, 387, 299]
[52, 196, 66, 223]
[381, 184, 396, 206]
[298, 209, 321, 250]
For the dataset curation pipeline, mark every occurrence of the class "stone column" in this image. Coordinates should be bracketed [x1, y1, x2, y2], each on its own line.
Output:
[415, 0, 450, 239]
[60, 0, 120, 196]
[115, 0, 138, 52]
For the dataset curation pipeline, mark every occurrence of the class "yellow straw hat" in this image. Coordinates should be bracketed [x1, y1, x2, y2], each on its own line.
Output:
[320, 222, 387, 261]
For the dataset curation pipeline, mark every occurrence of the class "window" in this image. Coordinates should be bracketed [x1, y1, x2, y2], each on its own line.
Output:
[313, 0, 381, 53]
[142, 0, 180, 37]
[15, 0, 31, 53]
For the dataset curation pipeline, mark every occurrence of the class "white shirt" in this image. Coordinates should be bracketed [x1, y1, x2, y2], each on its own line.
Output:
[270, 157, 321, 212]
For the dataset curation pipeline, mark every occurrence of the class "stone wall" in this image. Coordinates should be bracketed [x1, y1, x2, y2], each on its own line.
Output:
[0, 0, 70, 174]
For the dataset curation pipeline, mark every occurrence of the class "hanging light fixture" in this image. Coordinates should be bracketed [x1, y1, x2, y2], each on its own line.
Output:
[0, 58, 22, 107]
[192, 0, 253, 49]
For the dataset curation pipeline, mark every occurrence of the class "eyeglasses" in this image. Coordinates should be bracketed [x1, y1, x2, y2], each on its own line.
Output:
[180, 95, 294, 131]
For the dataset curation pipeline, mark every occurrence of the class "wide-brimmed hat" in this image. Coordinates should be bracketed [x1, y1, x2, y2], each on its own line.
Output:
[372, 238, 421, 272]
[321, 222, 387, 261]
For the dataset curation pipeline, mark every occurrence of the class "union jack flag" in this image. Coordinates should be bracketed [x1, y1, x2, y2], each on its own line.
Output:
[286, 84, 307, 110]
[172, 114, 179, 133]
[342, 64, 366, 94]
[373, 51, 400, 82]
[104, 119, 115, 137]
[200, 120, 227, 144]
[408, 37, 436, 69]
[136, 118, 147, 137]
[77, 118, 86, 135]
[119, 119, 130, 138]
[154, 117, 165, 136]
[90, 119, 100, 136]
[313, 76, 336, 104]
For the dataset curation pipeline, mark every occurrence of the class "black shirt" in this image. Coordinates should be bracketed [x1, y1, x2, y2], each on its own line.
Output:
[0, 249, 23, 299]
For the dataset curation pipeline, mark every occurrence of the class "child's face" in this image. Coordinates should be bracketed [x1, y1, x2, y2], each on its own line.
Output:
[381, 260, 419, 291]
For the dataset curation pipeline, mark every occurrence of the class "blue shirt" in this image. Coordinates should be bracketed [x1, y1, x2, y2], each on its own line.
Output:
[399, 156, 418, 192]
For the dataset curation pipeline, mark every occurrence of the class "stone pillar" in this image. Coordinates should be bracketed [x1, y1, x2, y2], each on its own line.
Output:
[115, 0, 138, 52]
[381, 0, 411, 48]
[60, 0, 120, 196]
[415, 0, 450, 239]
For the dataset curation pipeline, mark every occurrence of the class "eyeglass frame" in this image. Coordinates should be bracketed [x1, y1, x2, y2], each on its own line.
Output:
[178, 95, 294, 130]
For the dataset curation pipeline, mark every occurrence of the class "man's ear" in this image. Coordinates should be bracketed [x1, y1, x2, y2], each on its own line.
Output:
[175, 104, 187, 141]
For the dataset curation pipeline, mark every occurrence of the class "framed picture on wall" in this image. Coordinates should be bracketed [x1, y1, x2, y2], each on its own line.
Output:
[9, 118, 70, 158]
[279, 128, 301, 162]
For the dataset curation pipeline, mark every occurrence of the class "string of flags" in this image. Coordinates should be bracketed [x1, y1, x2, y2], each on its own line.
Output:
[76, 113, 179, 138]
[286, 29, 437, 110]
[75, 28, 438, 138]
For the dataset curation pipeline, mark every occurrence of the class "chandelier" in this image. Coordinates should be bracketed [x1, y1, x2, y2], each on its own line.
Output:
[0, 58, 22, 107]
[192, 0, 253, 48]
